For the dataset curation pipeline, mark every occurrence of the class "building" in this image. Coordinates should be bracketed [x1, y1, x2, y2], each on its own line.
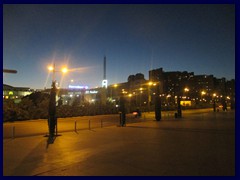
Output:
[3, 84, 33, 103]
[3, 66, 235, 110]
[148, 67, 235, 106]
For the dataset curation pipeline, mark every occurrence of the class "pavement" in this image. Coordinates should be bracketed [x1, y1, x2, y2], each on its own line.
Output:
[3, 110, 235, 176]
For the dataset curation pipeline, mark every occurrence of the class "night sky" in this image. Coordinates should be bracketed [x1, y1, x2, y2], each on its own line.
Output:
[3, 4, 235, 89]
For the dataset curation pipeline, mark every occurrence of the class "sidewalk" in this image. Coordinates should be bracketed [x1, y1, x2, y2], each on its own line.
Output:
[3, 111, 235, 176]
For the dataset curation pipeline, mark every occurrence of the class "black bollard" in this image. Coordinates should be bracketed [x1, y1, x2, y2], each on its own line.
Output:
[213, 100, 216, 112]
[48, 81, 57, 140]
[155, 95, 161, 121]
[177, 96, 182, 118]
[119, 96, 126, 126]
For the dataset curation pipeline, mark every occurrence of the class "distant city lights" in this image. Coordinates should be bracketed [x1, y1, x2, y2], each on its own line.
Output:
[68, 85, 89, 89]
[85, 90, 98, 94]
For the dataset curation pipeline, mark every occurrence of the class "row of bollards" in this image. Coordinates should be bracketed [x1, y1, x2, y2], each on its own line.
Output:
[74, 120, 104, 133]
[9, 120, 104, 139]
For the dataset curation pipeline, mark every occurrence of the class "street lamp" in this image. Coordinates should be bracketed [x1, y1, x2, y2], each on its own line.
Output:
[201, 90, 206, 102]
[139, 87, 143, 109]
[166, 94, 171, 110]
[48, 64, 68, 81]
[213, 93, 217, 112]
[153, 82, 161, 121]
[47, 63, 68, 143]
[201, 91, 206, 95]
[147, 81, 156, 112]
[147, 81, 161, 120]
[184, 87, 189, 93]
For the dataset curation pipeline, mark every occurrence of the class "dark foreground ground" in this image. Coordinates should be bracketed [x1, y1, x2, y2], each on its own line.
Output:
[3, 110, 235, 176]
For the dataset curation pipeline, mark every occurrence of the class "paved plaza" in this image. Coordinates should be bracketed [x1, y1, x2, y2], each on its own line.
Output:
[3, 110, 235, 176]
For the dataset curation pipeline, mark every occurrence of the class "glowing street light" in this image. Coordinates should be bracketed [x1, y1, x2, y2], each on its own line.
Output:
[184, 87, 189, 92]
[212, 93, 217, 112]
[61, 67, 68, 73]
[47, 64, 68, 81]
[148, 82, 153, 111]
[48, 66, 54, 71]
[201, 91, 206, 95]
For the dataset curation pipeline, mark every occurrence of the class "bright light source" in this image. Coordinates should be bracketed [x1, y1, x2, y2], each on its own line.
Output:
[114, 84, 118, 87]
[184, 88, 189, 92]
[148, 82, 153, 86]
[128, 94, 132, 97]
[213, 93, 216, 97]
[48, 66, 54, 71]
[61, 67, 68, 73]
[201, 91, 206, 95]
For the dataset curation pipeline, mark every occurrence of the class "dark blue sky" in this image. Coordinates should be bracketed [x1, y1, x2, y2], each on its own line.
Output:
[3, 4, 235, 89]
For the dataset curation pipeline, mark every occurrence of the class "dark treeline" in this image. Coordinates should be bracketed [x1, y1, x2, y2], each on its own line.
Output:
[3, 92, 119, 122]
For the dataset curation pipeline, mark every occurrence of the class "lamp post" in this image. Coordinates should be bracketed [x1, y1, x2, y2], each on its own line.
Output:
[201, 90, 206, 106]
[139, 88, 143, 110]
[148, 82, 156, 112]
[154, 82, 161, 121]
[177, 95, 182, 118]
[175, 87, 186, 118]
[47, 63, 68, 142]
[148, 82, 152, 112]
[119, 95, 126, 126]
[166, 94, 171, 111]
[213, 93, 217, 112]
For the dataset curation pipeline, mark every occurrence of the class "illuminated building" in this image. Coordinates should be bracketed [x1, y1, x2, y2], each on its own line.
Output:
[3, 84, 33, 102]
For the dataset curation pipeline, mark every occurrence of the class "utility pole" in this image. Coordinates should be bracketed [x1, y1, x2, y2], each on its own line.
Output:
[48, 81, 57, 142]
[155, 83, 161, 121]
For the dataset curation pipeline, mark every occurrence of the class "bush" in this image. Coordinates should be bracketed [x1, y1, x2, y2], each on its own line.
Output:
[3, 93, 120, 121]
[3, 99, 19, 122]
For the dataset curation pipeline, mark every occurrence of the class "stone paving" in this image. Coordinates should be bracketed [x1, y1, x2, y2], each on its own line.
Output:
[3, 110, 235, 176]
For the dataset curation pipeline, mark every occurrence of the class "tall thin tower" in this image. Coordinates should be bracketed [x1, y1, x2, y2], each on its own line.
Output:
[104, 55, 106, 80]
[102, 55, 108, 88]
